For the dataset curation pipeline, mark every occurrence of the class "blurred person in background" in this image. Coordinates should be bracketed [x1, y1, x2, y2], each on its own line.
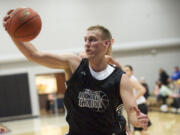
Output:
[170, 66, 180, 82]
[158, 81, 180, 113]
[154, 80, 161, 97]
[158, 83, 172, 112]
[159, 68, 170, 86]
[140, 77, 150, 100]
[46, 93, 56, 114]
[170, 79, 180, 114]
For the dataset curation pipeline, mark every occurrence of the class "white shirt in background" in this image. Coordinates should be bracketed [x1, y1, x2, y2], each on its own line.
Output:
[130, 75, 146, 105]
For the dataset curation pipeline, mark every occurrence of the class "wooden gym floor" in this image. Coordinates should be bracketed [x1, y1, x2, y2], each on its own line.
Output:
[1, 111, 180, 135]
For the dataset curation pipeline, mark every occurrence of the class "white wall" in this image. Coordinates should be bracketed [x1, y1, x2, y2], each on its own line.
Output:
[113, 45, 180, 91]
[0, 0, 180, 57]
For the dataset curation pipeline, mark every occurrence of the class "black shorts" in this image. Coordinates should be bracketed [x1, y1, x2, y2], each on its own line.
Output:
[134, 103, 151, 131]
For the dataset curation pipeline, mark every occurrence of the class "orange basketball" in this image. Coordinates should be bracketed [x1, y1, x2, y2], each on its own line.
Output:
[7, 8, 42, 42]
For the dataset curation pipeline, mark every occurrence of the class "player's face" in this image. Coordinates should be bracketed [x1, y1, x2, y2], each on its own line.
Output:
[123, 67, 133, 77]
[84, 30, 107, 59]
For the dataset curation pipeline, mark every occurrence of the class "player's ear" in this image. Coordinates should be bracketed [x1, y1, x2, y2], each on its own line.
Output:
[104, 40, 110, 47]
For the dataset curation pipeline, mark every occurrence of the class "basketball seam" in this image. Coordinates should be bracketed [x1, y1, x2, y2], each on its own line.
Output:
[14, 15, 39, 38]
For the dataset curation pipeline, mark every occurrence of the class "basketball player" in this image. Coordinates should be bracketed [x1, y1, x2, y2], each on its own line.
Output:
[123, 65, 151, 135]
[78, 42, 128, 135]
[3, 11, 148, 135]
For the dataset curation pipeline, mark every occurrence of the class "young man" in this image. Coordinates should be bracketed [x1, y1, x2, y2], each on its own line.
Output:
[123, 65, 151, 135]
[78, 42, 127, 135]
[3, 10, 148, 135]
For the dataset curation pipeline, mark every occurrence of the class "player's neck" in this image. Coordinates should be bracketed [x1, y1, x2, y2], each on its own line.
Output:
[89, 57, 107, 72]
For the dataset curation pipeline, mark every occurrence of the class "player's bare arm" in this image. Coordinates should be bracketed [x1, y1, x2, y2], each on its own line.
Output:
[3, 10, 81, 74]
[120, 74, 148, 129]
[13, 39, 81, 69]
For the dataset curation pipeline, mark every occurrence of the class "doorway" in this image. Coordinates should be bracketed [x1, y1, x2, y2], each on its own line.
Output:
[35, 72, 66, 116]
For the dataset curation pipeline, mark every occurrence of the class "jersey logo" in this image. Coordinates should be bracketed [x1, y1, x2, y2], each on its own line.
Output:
[78, 89, 109, 112]
[80, 71, 86, 76]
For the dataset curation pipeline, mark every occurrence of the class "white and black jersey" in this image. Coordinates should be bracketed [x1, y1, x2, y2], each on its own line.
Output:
[64, 58, 124, 135]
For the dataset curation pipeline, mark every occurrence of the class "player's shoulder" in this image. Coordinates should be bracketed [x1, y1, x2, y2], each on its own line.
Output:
[64, 53, 82, 71]
[119, 74, 133, 90]
[120, 74, 130, 84]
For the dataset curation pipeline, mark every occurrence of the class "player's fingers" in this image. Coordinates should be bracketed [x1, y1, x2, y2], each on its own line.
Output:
[137, 115, 148, 119]
[3, 15, 10, 21]
[3, 22, 6, 28]
[133, 106, 140, 115]
[138, 118, 148, 124]
[143, 126, 148, 130]
[139, 122, 148, 129]
[3, 18, 11, 31]
[137, 118, 148, 127]
[3, 22, 9, 31]
[7, 9, 14, 15]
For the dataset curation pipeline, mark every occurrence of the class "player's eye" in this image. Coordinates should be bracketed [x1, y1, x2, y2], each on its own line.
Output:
[89, 37, 96, 42]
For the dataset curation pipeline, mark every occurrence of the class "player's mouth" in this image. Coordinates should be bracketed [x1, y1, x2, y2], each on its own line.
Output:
[86, 49, 93, 55]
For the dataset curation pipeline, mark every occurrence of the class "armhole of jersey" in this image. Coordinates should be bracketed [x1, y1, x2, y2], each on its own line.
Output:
[117, 70, 125, 102]
[109, 64, 116, 68]
[66, 58, 88, 85]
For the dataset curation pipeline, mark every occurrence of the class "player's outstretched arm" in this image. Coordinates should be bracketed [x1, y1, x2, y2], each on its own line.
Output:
[3, 9, 81, 71]
[120, 74, 148, 129]
[13, 39, 81, 69]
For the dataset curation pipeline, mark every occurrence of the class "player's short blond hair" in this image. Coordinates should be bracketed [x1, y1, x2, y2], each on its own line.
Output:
[87, 25, 112, 56]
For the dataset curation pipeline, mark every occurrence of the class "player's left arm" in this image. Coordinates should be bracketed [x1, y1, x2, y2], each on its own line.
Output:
[120, 74, 148, 129]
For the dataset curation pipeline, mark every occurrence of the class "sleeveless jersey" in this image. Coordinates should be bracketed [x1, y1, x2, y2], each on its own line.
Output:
[64, 58, 124, 135]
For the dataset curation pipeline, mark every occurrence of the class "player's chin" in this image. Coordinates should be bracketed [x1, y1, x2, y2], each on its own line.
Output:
[86, 54, 94, 59]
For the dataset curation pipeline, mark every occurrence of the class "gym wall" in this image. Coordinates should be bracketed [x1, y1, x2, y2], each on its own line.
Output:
[0, 0, 180, 55]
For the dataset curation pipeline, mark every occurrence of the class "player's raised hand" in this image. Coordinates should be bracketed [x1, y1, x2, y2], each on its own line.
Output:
[3, 9, 14, 30]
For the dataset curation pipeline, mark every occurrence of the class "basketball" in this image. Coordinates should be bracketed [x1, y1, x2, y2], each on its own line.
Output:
[7, 7, 42, 42]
